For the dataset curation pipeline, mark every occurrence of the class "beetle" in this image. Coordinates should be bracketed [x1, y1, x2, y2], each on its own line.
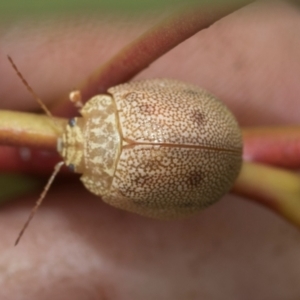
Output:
[58, 78, 242, 219]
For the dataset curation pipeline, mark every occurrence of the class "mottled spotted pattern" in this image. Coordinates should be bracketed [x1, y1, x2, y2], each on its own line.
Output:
[59, 94, 121, 197]
[106, 145, 241, 218]
[59, 118, 84, 170]
[108, 79, 241, 150]
[59, 79, 242, 219]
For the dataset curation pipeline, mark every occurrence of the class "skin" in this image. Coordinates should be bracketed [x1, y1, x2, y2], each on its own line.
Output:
[1, 1, 300, 299]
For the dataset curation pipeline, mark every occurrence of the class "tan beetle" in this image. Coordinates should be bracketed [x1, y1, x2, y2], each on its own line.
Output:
[58, 78, 242, 219]
[9, 57, 242, 244]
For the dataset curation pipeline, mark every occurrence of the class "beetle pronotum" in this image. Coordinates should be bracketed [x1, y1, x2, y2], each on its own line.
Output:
[8, 57, 242, 245]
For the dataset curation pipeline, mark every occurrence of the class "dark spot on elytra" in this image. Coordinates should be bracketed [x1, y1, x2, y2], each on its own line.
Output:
[186, 170, 203, 187]
[190, 109, 206, 127]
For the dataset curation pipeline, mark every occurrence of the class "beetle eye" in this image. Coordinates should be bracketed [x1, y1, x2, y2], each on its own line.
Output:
[68, 164, 75, 172]
[68, 118, 76, 127]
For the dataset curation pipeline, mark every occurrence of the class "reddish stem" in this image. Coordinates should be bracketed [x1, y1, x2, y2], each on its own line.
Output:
[243, 126, 300, 169]
[0, 110, 66, 174]
[54, 1, 253, 115]
[0, 146, 61, 174]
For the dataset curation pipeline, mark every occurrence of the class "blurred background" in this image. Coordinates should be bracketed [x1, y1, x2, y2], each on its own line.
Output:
[0, 0, 191, 20]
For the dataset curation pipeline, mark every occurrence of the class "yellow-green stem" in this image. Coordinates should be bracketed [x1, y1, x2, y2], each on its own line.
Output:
[0, 110, 66, 150]
[233, 162, 300, 228]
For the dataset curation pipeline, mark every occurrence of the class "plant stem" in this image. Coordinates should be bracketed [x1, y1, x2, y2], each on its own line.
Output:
[243, 126, 300, 169]
[0, 110, 66, 150]
[54, 1, 254, 114]
[233, 162, 300, 227]
[80, 2, 254, 98]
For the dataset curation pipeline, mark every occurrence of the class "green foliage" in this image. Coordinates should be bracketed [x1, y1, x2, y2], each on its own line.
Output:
[1, 0, 184, 16]
[0, 174, 39, 203]
[0, 0, 249, 18]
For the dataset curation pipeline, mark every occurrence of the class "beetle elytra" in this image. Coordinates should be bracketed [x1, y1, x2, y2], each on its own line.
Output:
[58, 78, 242, 219]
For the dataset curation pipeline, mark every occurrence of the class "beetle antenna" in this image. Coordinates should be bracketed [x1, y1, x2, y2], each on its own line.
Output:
[7, 55, 54, 119]
[15, 161, 65, 246]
